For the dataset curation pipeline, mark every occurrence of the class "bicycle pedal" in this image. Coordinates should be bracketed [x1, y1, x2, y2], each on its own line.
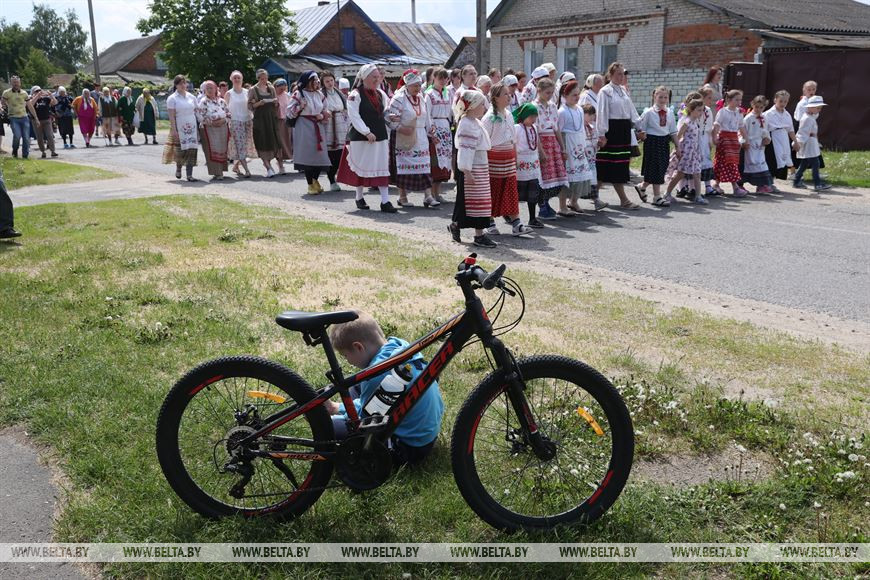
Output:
[358, 414, 390, 430]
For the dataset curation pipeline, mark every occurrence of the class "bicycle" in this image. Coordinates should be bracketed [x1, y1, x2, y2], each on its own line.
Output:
[156, 255, 634, 531]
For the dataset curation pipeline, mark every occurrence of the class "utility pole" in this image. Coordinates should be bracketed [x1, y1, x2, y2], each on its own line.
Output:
[476, 0, 486, 72]
[87, 0, 100, 84]
[411, 0, 416, 23]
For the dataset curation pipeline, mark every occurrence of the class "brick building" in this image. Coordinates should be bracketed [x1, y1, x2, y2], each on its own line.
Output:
[84, 33, 168, 85]
[263, 0, 455, 83]
[487, 0, 870, 107]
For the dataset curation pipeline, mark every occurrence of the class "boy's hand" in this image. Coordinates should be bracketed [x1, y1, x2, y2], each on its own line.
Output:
[325, 400, 341, 414]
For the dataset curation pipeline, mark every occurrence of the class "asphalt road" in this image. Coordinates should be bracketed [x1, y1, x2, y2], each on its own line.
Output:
[17, 133, 870, 324]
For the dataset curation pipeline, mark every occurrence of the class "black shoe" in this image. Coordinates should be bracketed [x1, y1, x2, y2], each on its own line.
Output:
[473, 234, 498, 248]
[176, 169, 182, 179]
[0, 228, 22, 239]
[12, 152, 17, 158]
[675, 187, 689, 199]
[687, 189, 697, 201]
[153, 140, 159, 145]
[528, 217, 545, 228]
[448, 222, 461, 243]
[380, 201, 397, 213]
[355, 199, 370, 210]
[41, 152, 47, 158]
[51, 152, 58, 157]
[186, 176, 198, 182]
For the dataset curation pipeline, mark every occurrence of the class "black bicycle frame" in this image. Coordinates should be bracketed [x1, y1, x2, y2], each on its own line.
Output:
[236, 274, 549, 458]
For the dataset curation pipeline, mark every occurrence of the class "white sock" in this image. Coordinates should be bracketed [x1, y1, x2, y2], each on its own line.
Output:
[379, 186, 389, 204]
[355, 186, 364, 201]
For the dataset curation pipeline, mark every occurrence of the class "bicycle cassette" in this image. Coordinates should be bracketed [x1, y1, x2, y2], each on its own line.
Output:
[335, 434, 393, 491]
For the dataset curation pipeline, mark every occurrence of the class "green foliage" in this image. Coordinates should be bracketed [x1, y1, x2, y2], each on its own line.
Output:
[18, 47, 57, 89]
[27, 3, 89, 73]
[68, 72, 95, 96]
[137, 0, 298, 82]
[0, 19, 30, 78]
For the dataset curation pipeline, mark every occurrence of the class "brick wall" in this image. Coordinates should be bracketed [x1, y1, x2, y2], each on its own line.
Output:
[125, 39, 164, 74]
[663, 23, 762, 68]
[302, 5, 394, 56]
[626, 67, 709, 111]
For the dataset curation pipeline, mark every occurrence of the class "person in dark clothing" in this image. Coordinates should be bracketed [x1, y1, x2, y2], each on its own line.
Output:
[0, 168, 22, 239]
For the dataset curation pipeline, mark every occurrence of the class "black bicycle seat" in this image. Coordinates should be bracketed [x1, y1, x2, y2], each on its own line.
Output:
[275, 310, 359, 332]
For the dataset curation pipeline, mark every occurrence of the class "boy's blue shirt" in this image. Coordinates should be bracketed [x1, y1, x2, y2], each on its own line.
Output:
[337, 337, 444, 447]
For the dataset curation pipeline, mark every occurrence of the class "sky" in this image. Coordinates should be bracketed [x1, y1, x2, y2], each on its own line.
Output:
[0, 0, 502, 53]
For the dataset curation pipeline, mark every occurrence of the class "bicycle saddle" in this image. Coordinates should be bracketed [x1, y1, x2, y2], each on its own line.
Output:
[275, 310, 359, 332]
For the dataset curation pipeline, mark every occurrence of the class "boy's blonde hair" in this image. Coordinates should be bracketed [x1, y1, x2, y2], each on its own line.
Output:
[774, 89, 790, 100]
[803, 80, 817, 91]
[751, 94, 768, 108]
[328, 311, 386, 353]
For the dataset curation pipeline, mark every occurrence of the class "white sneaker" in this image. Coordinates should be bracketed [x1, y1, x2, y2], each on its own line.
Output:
[512, 223, 534, 236]
[423, 196, 441, 207]
[485, 225, 501, 236]
[330, 182, 341, 192]
[593, 199, 608, 211]
[266, 168, 275, 178]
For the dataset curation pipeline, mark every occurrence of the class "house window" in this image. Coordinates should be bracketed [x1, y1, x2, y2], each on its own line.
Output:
[341, 28, 356, 53]
[523, 39, 544, 72]
[154, 51, 168, 71]
[595, 43, 618, 72]
[563, 47, 579, 76]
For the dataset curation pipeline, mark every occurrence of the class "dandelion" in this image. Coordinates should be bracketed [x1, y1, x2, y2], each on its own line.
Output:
[665, 400, 678, 410]
[848, 453, 859, 462]
[779, 503, 786, 510]
[813, 501, 821, 509]
[736, 444, 747, 454]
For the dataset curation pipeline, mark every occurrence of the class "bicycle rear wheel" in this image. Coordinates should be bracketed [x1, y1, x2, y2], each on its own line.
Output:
[451, 355, 633, 531]
[156, 356, 334, 519]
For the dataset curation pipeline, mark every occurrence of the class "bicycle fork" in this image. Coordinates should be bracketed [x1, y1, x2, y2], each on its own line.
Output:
[488, 338, 557, 461]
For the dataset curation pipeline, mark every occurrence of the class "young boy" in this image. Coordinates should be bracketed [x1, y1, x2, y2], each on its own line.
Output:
[325, 312, 444, 465]
[583, 105, 607, 211]
[740, 95, 773, 194]
[793, 95, 831, 192]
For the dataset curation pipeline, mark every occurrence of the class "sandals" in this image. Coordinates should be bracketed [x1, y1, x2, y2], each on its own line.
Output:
[567, 204, 585, 215]
[652, 197, 671, 207]
[634, 185, 648, 203]
[556, 210, 576, 218]
[620, 201, 641, 210]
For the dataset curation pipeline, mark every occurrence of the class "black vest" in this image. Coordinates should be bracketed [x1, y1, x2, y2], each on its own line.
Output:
[348, 90, 387, 142]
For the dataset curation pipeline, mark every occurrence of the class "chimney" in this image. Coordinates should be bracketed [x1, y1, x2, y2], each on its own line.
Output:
[318, 1, 329, 5]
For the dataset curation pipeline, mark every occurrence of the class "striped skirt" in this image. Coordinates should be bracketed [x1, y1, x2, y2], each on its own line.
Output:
[596, 118, 632, 184]
[488, 146, 519, 217]
[452, 162, 491, 229]
[714, 131, 741, 183]
[539, 133, 569, 191]
[641, 134, 671, 185]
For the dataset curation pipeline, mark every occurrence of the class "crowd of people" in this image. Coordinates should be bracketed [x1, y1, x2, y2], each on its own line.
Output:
[1, 63, 831, 246]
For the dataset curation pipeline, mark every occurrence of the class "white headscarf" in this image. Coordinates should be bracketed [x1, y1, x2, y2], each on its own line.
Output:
[475, 75, 492, 89]
[81, 89, 91, 109]
[453, 89, 487, 122]
[502, 75, 518, 87]
[531, 66, 549, 80]
[353, 64, 379, 90]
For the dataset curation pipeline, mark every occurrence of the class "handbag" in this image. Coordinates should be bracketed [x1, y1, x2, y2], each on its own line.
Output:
[133, 111, 140, 128]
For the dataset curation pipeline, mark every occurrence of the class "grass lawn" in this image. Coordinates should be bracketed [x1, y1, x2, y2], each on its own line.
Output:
[0, 196, 867, 578]
[821, 150, 870, 188]
[0, 156, 118, 190]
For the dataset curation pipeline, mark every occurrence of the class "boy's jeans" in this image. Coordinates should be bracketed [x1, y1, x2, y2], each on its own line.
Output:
[10, 116, 31, 157]
[794, 156, 820, 186]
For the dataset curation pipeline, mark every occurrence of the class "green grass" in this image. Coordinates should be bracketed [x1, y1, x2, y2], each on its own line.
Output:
[821, 150, 870, 188]
[0, 156, 119, 190]
[0, 196, 867, 579]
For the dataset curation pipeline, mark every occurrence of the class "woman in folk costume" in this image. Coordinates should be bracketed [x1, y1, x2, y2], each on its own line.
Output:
[287, 70, 332, 194]
[248, 69, 285, 177]
[425, 67, 452, 203]
[554, 72, 576, 103]
[195, 80, 230, 180]
[739, 95, 774, 194]
[520, 66, 548, 106]
[274, 79, 293, 163]
[226, 70, 254, 178]
[164, 74, 200, 181]
[336, 64, 398, 213]
[321, 71, 349, 191]
[503, 74, 521, 113]
[448, 90, 496, 248]
[454, 64, 479, 105]
[72, 88, 97, 147]
[482, 83, 534, 236]
[135, 88, 159, 145]
[388, 68, 437, 207]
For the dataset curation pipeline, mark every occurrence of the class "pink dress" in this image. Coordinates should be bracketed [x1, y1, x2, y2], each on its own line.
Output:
[75, 98, 97, 136]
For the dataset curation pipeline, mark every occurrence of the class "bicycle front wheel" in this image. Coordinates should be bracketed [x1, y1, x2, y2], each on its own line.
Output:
[451, 355, 633, 531]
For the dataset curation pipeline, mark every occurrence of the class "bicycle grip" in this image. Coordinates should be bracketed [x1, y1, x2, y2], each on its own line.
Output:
[483, 264, 507, 290]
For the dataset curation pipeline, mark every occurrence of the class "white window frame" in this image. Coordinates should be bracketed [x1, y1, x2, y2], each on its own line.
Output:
[556, 37, 580, 76]
[594, 33, 619, 72]
[524, 39, 544, 72]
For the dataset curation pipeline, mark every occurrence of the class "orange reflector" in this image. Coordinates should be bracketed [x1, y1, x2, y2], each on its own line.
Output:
[577, 406, 604, 436]
[246, 390, 287, 404]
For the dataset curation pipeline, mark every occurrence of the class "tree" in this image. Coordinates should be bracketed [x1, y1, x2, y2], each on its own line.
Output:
[0, 19, 29, 79]
[28, 3, 89, 73]
[18, 47, 57, 88]
[137, 0, 298, 82]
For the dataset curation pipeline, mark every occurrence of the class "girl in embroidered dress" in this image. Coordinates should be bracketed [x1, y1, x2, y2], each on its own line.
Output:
[514, 103, 544, 228]
[425, 67, 452, 203]
[448, 90, 496, 248]
[698, 87, 720, 196]
[740, 95, 774, 194]
[503, 74, 521, 113]
[713, 90, 750, 197]
[582, 104, 607, 211]
[226, 70, 254, 178]
[389, 69, 437, 208]
[321, 71, 350, 191]
[558, 80, 595, 215]
[763, 90, 797, 189]
[534, 78, 569, 220]
[635, 86, 678, 205]
[274, 79, 293, 164]
[454, 65, 479, 106]
[482, 84, 534, 237]
[663, 99, 706, 205]
[287, 71, 332, 194]
[520, 66, 548, 106]
[336, 64, 398, 213]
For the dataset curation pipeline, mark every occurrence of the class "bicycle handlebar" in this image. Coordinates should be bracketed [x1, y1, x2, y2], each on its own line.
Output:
[458, 254, 511, 294]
